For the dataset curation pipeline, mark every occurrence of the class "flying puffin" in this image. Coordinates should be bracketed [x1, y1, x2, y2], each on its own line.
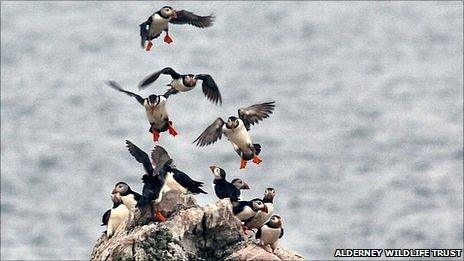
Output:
[193, 101, 276, 169]
[153, 145, 207, 195]
[233, 198, 268, 231]
[256, 215, 284, 253]
[209, 166, 250, 201]
[106, 81, 178, 142]
[125, 140, 171, 222]
[111, 182, 142, 211]
[101, 194, 130, 238]
[245, 188, 275, 229]
[139, 67, 222, 105]
[140, 6, 215, 51]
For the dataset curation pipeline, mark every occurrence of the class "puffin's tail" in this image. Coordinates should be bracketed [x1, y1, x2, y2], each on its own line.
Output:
[189, 187, 207, 194]
[253, 144, 262, 156]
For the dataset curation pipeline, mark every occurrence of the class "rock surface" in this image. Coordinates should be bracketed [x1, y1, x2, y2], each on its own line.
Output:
[90, 191, 305, 260]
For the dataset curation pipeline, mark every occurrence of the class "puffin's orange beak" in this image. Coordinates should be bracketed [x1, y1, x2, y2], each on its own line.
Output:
[171, 10, 177, 18]
[242, 183, 250, 190]
[262, 205, 269, 213]
[111, 188, 117, 194]
[209, 166, 217, 172]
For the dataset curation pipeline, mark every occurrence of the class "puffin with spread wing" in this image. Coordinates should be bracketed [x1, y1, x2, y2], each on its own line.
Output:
[105, 81, 178, 142]
[140, 6, 215, 51]
[193, 101, 275, 169]
[139, 67, 222, 105]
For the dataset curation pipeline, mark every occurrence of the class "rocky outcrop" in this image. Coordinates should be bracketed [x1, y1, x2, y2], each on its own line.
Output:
[91, 191, 305, 260]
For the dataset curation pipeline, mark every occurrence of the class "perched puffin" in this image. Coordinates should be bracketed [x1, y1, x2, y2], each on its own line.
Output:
[194, 101, 276, 169]
[245, 188, 275, 229]
[101, 194, 130, 238]
[125, 140, 171, 222]
[139, 67, 222, 105]
[111, 182, 142, 211]
[106, 81, 178, 142]
[209, 166, 250, 201]
[140, 6, 214, 51]
[233, 198, 268, 231]
[256, 215, 284, 253]
[154, 145, 207, 195]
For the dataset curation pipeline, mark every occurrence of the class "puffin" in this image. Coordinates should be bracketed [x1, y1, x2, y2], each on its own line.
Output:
[111, 181, 142, 211]
[154, 145, 207, 195]
[233, 198, 268, 231]
[245, 188, 275, 229]
[139, 67, 222, 105]
[125, 140, 171, 222]
[209, 165, 250, 201]
[106, 81, 178, 142]
[140, 6, 215, 51]
[193, 101, 276, 169]
[256, 215, 284, 253]
[101, 194, 130, 238]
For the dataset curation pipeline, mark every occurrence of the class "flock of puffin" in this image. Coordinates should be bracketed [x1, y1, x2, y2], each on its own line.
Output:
[101, 6, 283, 253]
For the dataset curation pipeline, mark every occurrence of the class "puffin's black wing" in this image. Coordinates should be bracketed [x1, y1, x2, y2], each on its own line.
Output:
[232, 201, 248, 215]
[125, 140, 154, 176]
[238, 101, 276, 131]
[170, 168, 207, 194]
[170, 10, 214, 28]
[151, 145, 173, 176]
[193, 118, 225, 147]
[101, 209, 111, 226]
[105, 81, 145, 105]
[137, 174, 163, 208]
[139, 67, 182, 90]
[195, 74, 222, 105]
[280, 228, 284, 239]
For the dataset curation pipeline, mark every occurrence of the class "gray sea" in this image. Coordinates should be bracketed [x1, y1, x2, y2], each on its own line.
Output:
[1, 1, 463, 260]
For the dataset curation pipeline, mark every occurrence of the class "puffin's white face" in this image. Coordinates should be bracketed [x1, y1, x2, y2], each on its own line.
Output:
[112, 182, 129, 195]
[160, 6, 177, 19]
[184, 75, 197, 87]
[269, 215, 283, 227]
[264, 188, 276, 197]
[251, 199, 267, 212]
[209, 166, 223, 179]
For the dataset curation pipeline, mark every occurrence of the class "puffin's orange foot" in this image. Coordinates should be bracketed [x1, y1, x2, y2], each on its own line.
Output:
[242, 224, 250, 234]
[152, 131, 160, 142]
[164, 34, 173, 44]
[168, 121, 178, 136]
[252, 155, 262, 165]
[240, 159, 247, 169]
[155, 211, 166, 222]
[145, 41, 153, 51]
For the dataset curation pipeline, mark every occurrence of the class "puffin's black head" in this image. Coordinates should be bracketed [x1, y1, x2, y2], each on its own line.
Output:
[160, 6, 177, 19]
[231, 178, 250, 190]
[112, 182, 130, 196]
[147, 95, 159, 106]
[209, 165, 226, 179]
[268, 215, 283, 228]
[251, 198, 268, 213]
[183, 74, 197, 87]
[226, 116, 239, 129]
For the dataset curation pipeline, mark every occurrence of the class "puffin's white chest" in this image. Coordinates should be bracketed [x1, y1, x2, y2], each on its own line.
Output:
[171, 78, 194, 92]
[120, 194, 137, 210]
[223, 123, 252, 150]
[246, 203, 273, 229]
[235, 205, 257, 221]
[144, 98, 168, 124]
[149, 14, 169, 37]
[259, 225, 281, 245]
[165, 172, 187, 193]
[107, 205, 130, 237]
[155, 183, 171, 203]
